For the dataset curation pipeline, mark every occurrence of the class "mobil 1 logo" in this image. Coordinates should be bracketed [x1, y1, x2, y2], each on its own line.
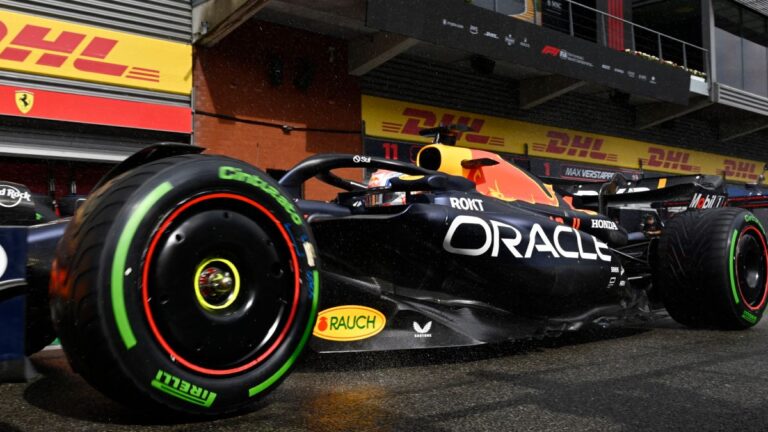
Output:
[689, 193, 727, 209]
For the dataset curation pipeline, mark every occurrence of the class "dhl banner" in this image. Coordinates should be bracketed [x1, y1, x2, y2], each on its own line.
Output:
[362, 95, 765, 183]
[0, 10, 191, 95]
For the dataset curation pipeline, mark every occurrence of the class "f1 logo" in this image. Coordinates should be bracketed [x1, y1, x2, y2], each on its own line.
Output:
[541, 45, 561, 56]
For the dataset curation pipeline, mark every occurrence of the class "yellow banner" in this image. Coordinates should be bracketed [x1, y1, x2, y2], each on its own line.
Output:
[0, 10, 191, 95]
[362, 95, 765, 183]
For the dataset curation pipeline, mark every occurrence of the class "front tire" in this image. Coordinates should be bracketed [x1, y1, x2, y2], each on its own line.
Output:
[50, 154, 319, 416]
[656, 208, 768, 329]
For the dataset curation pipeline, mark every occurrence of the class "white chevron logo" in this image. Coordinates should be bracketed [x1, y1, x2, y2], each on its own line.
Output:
[413, 321, 432, 338]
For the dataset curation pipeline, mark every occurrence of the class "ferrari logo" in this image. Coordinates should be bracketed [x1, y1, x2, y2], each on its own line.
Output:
[15, 90, 34, 114]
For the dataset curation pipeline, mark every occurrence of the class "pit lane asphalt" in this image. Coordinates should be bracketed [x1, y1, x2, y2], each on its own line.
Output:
[3, 317, 768, 432]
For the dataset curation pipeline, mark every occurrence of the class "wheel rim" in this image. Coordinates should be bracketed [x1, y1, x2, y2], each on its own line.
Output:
[736, 226, 768, 311]
[141, 193, 301, 376]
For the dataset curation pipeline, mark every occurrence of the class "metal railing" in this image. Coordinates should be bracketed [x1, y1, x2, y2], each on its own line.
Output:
[546, 0, 710, 79]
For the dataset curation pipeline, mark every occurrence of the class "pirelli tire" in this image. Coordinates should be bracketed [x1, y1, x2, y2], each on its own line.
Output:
[49, 154, 319, 416]
[656, 207, 768, 329]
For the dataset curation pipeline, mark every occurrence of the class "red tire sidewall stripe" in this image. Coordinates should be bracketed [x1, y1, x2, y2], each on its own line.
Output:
[736, 225, 768, 312]
[141, 192, 302, 376]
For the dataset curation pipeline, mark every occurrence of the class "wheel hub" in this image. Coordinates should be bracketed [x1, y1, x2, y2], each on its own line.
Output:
[194, 258, 240, 311]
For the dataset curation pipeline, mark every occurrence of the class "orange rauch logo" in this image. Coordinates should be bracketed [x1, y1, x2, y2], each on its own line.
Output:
[723, 159, 760, 181]
[642, 147, 701, 173]
[532, 131, 619, 162]
[381, 108, 506, 147]
[0, 20, 159, 82]
[313, 305, 386, 342]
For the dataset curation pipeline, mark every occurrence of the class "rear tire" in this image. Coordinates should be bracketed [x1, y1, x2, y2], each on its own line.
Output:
[656, 208, 768, 329]
[50, 154, 319, 416]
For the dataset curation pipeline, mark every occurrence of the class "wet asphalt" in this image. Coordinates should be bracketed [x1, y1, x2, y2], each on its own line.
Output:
[2, 317, 768, 432]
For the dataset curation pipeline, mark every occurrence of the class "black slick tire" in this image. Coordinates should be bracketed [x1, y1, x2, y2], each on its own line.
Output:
[49, 154, 319, 416]
[656, 207, 768, 329]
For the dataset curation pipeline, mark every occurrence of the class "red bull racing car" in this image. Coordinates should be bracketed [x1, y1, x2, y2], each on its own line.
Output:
[1, 125, 766, 416]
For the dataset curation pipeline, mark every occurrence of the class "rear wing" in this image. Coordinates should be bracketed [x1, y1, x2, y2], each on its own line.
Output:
[561, 174, 725, 209]
[728, 184, 768, 209]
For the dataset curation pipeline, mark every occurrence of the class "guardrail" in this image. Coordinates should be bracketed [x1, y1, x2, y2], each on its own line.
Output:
[545, 0, 710, 78]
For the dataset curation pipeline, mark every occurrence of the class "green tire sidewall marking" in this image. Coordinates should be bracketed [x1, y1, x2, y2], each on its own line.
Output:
[111, 181, 174, 350]
[218, 166, 303, 226]
[152, 369, 217, 408]
[745, 214, 765, 234]
[742, 310, 758, 324]
[741, 214, 766, 323]
[729, 229, 740, 305]
[249, 269, 319, 397]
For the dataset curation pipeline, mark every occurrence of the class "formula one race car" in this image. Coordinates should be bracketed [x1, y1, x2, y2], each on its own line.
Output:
[1, 125, 766, 417]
